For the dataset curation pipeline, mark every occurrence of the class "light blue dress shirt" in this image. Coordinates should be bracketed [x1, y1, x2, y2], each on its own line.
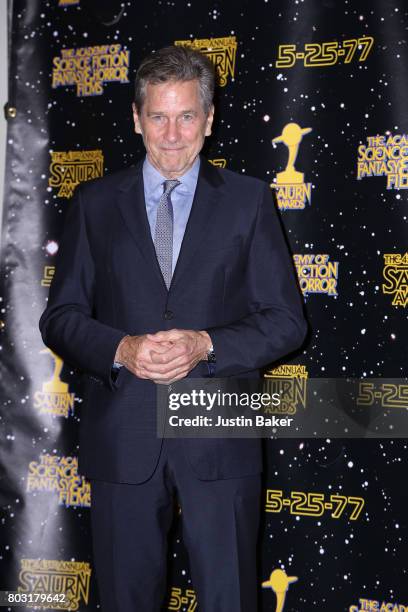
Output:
[143, 155, 200, 273]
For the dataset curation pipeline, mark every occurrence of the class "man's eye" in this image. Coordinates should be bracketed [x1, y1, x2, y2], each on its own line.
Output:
[151, 115, 164, 122]
[182, 114, 194, 121]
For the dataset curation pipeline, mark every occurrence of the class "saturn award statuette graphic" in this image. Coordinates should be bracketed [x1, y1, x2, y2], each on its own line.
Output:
[273, 122, 312, 184]
[34, 349, 75, 417]
[271, 122, 312, 210]
[41, 348, 68, 393]
[262, 568, 298, 612]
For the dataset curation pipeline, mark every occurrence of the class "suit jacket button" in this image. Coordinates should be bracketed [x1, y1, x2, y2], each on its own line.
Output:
[164, 310, 174, 320]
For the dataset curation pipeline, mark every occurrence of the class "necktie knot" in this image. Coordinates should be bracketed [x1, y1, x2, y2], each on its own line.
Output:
[163, 179, 180, 196]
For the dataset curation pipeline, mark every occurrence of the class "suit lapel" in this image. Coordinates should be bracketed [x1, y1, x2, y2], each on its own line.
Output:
[170, 158, 224, 292]
[115, 161, 166, 289]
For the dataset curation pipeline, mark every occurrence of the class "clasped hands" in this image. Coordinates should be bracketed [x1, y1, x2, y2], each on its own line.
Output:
[114, 329, 212, 384]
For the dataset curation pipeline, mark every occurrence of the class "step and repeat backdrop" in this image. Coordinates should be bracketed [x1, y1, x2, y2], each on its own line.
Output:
[0, 0, 407, 610]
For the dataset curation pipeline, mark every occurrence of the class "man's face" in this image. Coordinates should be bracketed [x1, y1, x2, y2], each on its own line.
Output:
[133, 79, 214, 178]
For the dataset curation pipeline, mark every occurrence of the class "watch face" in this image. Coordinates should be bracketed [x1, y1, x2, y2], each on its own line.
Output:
[207, 349, 216, 364]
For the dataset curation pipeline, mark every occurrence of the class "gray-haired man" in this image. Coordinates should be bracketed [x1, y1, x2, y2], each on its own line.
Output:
[40, 45, 306, 611]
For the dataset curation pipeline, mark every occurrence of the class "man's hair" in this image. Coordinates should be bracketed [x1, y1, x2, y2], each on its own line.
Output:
[134, 45, 216, 115]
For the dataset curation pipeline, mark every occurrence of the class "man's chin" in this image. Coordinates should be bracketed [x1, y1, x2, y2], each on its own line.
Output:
[153, 155, 194, 177]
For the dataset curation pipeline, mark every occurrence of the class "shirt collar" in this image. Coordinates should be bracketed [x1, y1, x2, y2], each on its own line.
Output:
[142, 155, 200, 196]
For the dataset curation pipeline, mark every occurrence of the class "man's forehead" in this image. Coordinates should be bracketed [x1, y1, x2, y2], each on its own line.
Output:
[144, 79, 200, 100]
[146, 78, 200, 89]
[140, 81, 204, 116]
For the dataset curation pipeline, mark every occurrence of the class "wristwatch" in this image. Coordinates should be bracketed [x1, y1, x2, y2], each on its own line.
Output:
[207, 345, 216, 364]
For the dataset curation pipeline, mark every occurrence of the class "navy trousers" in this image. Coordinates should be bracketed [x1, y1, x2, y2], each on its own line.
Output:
[90, 438, 261, 611]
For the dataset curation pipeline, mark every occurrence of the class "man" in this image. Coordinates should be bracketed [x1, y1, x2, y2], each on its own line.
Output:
[40, 46, 307, 612]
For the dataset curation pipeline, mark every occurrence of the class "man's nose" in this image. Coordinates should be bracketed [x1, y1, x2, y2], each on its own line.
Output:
[164, 119, 179, 142]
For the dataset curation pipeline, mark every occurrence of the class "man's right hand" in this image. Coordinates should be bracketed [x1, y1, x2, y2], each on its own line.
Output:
[114, 335, 183, 382]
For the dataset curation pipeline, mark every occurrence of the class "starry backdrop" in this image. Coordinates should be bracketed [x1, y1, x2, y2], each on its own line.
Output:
[0, 0, 407, 610]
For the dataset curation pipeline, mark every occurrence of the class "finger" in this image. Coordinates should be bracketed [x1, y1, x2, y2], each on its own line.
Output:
[149, 344, 187, 364]
[130, 344, 174, 367]
[150, 330, 185, 342]
[139, 353, 190, 376]
[126, 344, 188, 373]
[133, 368, 152, 380]
[146, 333, 174, 344]
[152, 365, 190, 384]
[162, 370, 191, 384]
[147, 332, 173, 342]
[141, 351, 195, 376]
[145, 341, 174, 354]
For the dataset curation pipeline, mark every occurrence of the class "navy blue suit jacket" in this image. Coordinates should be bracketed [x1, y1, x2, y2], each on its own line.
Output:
[39, 158, 307, 484]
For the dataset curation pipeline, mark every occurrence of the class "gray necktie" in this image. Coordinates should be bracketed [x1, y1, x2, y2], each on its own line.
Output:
[154, 179, 180, 289]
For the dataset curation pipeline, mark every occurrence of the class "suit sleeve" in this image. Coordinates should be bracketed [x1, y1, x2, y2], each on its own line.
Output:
[39, 187, 127, 389]
[206, 182, 307, 376]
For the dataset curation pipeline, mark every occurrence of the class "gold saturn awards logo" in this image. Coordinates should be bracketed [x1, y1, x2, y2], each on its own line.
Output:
[382, 253, 408, 307]
[174, 36, 237, 86]
[34, 349, 75, 417]
[262, 569, 298, 612]
[18, 559, 91, 610]
[271, 123, 312, 210]
[263, 364, 308, 415]
[49, 150, 104, 198]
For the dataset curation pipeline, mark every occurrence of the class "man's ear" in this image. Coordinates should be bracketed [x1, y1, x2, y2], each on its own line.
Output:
[132, 102, 143, 135]
[205, 104, 215, 137]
